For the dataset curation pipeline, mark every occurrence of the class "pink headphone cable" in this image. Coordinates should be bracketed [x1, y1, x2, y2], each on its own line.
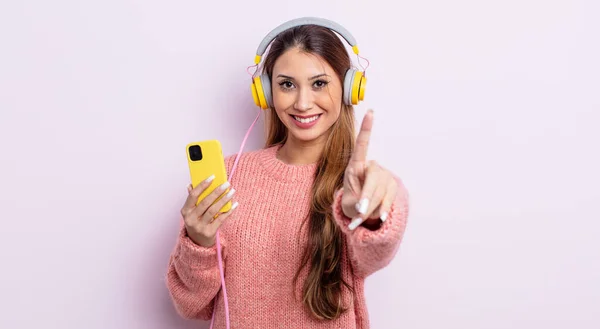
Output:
[209, 109, 262, 329]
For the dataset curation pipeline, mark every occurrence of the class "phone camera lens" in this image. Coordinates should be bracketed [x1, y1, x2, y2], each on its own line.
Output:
[189, 145, 203, 161]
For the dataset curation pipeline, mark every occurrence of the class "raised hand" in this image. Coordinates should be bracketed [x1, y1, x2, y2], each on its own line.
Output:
[341, 110, 398, 230]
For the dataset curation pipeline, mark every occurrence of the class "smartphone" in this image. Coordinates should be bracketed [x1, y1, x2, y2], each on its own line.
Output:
[186, 139, 232, 213]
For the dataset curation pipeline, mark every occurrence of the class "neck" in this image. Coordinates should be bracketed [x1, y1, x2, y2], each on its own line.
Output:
[277, 136, 325, 165]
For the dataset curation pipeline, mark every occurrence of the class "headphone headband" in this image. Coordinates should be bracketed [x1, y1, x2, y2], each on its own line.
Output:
[254, 17, 360, 64]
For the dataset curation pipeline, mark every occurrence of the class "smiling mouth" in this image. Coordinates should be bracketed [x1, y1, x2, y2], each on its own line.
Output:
[290, 114, 322, 123]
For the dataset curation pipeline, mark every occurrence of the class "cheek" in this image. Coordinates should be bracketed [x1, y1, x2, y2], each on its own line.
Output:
[272, 89, 294, 111]
[315, 87, 343, 114]
[329, 106, 342, 121]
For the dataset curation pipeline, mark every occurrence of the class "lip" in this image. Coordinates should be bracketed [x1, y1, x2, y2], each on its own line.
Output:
[290, 113, 322, 129]
[291, 114, 323, 118]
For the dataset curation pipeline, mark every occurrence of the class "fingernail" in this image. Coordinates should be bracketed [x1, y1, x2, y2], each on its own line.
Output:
[231, 202, 239, 210]
[225, 188, 236, 198]
[204, 174, 215, 183]
[357, 198, 369, 215]
[380, 211, 388, 222]
[219, 181, 231, 190]
[348, 217, 363, 230]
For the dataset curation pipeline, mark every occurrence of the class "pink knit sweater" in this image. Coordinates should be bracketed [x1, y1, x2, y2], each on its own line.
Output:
[166, 144, 409, 328]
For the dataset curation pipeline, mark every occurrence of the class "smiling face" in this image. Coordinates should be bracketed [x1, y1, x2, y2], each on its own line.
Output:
[271, 47, 344, 145]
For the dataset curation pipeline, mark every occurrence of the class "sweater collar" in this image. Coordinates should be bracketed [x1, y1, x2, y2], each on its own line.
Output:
[258, 144, 319, 184]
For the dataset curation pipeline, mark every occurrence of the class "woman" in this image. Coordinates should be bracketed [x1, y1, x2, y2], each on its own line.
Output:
[166, 19, 409, 329]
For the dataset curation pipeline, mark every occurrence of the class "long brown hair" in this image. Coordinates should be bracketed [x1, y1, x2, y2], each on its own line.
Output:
[261, 24, 356, 320]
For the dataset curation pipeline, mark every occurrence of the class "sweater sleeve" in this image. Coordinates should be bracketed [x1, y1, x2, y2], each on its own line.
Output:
[165, 153, 237, 319]
[165, 226, 227, 320]
[331, 176, 409, 278]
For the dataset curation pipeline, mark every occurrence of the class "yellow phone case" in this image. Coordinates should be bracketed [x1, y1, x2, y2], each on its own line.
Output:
[186, 139, 232, 213]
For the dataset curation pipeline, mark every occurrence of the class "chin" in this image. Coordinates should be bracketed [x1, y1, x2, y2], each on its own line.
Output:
[286, 123, 331, 143]
[289, 131, 324, 143]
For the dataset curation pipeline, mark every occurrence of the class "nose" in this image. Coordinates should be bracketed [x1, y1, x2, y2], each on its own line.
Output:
[293, 87, 314, 111]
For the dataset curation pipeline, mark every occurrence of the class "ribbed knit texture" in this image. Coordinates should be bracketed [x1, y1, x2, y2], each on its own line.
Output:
[166, 144, 409, 328]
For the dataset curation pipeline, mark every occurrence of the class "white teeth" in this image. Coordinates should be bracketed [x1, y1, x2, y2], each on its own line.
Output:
[293, 115, 320, 123]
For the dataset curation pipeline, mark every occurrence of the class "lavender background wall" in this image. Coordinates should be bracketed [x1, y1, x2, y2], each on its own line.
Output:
[1, 0, 599, 328]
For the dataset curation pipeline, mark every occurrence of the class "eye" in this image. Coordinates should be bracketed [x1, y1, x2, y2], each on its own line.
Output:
[313, 80, 329, 89]
[278, 80, 295, 90]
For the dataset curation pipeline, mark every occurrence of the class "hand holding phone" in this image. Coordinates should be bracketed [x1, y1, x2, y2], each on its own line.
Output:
[181, 177, 238, 247]
[181, 140, 239, 247]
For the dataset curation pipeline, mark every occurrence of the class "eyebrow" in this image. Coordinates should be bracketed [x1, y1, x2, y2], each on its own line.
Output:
[276, 73, 329, 80]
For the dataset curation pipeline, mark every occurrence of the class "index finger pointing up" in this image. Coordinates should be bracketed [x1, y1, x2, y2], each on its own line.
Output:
[350, 109, 374, 164]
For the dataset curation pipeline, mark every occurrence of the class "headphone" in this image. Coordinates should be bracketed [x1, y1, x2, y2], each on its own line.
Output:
[250, 17, 367, 110]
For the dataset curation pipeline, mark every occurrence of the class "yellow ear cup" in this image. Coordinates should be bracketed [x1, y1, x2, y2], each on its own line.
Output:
[252, 76, 268, 109]
[351, 71, 364, 105]
[358, 74, 366, 101]
[251, 81, 260, 107]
